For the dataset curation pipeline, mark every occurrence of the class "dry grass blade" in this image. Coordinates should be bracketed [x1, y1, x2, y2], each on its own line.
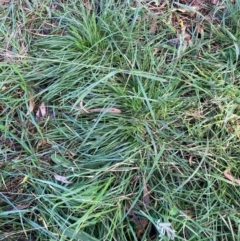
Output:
[223, 170, 240, 184]
[79, 101, 121, 114]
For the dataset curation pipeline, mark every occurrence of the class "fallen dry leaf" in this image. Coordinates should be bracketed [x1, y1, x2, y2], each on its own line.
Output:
[125, 177, 150, 239]
[176, 31, 192, 48]
[136, 219, 149, 238]
[211, 0, 219, 4]
[149, 22, 157, 34]
[15, 200, 34, 210]
[37, 139, 48, 148]
[20, 175, 29, 185]
[27, 96, 34, 116]
[54, 174, 72, 184]
[5, 50, 16, 62]
[19, 42, 27, 55]
[190, 0, 203, 7]
[1, 85, 7, 91]
[142, 177, 150, 210]
[153, 47, 160, 55]
[148, 2, 166, 12]
[149, 15, 158, 34]
[126, 203, 149, 239]
[36, 102, 47, 118]
[0, 0, 10, 3]
[126, 203, 139, 224]
[223, 170, 240, 184]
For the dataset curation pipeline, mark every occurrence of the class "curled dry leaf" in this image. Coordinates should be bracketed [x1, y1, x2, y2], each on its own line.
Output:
[136, 219, 149, 238]
[54, 174, 72, 184]
[125, 177, 150, 239]
[153, 47, 160, 55]
[27, 97, 34, 115]
[126, 203, 149, 239]
[36, 102, 47, 118]
[223, 170, 240, 184]
[20, 175, 29, 185]
[1, 86, 7, 91]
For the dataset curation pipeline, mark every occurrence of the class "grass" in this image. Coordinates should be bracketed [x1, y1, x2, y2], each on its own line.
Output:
[1, 0, 240, 240]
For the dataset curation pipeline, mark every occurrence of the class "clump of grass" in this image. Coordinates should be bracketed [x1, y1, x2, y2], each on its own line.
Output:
[1, 0, 240, 240]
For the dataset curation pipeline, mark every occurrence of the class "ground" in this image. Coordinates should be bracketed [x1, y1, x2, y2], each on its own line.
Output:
[0, 0, 240, 240]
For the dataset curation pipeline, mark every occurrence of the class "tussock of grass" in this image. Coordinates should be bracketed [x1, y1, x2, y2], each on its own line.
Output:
[1, 0, 240, 240]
